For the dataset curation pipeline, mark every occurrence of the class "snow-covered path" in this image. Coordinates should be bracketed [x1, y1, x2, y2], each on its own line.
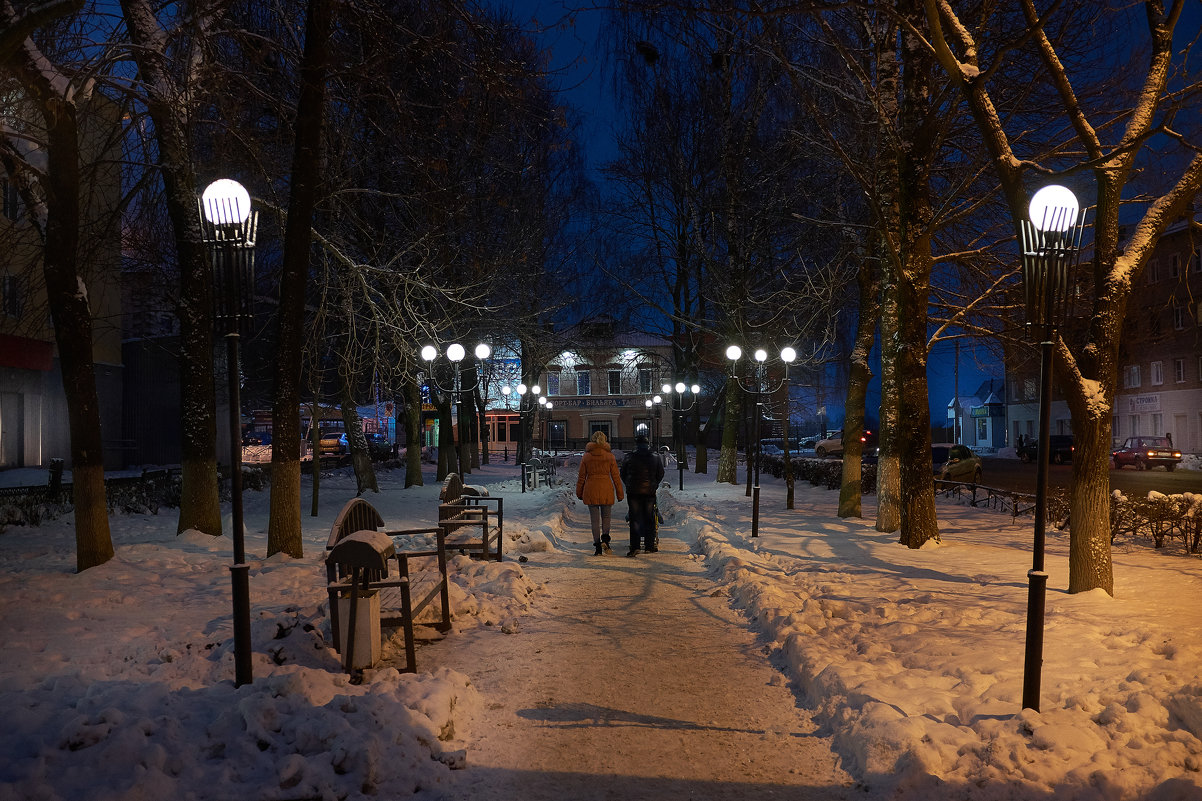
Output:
[424, 501, 859, 801]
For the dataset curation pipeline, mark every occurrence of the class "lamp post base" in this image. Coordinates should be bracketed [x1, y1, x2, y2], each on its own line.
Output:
[1021, 569, 1048, 711]
[230, 563, 253, 686]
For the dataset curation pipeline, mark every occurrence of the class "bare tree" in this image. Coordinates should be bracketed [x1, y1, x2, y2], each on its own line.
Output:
[923, 0, 1202, 593]
[0, 2, 114, 570]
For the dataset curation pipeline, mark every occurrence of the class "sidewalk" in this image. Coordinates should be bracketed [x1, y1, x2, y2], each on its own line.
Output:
[420, 497, 859, 801]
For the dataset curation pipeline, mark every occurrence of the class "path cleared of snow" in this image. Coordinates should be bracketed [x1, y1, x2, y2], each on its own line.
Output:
[424, 495, 858, 800]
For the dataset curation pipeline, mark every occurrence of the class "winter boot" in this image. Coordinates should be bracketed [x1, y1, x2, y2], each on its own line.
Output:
[594, 542, 604, 556]
[601, 533, 612, 553]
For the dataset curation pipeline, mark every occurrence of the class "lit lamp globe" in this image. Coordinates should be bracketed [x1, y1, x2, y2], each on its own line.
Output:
[201, 179, 251, 226]
[420, 345, 438, 362]
[726, 345, 742, 361]
[781, 347, 797, 363]
[475, 344, 491, 360]
[446, 343, 466, 362]
[675, 382, 686, 393]
[1028, 185, 1078, 232]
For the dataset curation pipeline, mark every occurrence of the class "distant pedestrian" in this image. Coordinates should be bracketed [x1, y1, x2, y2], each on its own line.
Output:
[620, 435, 665, 557]
[576, 431, 624, 555]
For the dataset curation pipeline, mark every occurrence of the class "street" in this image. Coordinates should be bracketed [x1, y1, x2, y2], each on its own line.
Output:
[979, 457, 1202, 496]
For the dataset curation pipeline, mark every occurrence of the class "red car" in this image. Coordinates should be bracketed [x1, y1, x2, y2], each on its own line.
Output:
[1111, 436, 1182, 471]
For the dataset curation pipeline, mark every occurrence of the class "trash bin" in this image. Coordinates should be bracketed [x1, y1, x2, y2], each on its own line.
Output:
[48, 458, 65, 497]
[326, 531, 396, 671]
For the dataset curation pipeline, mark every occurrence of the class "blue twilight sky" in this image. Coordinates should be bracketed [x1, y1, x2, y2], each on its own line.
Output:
[495, 0, 1000, 425]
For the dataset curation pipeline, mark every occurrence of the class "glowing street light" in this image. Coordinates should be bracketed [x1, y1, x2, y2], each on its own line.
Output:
[1018, 184, 1086, 712]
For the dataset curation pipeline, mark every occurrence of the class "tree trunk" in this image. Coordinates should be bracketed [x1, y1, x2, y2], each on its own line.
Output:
[894, 5, 939, 549]
[839, 256, 880, 518]
[717, 377, 740, 484]
[342, 391, 376, 496]
[266, 0, 332, 557]
[403, 376, 424, 487]
[38, 91, 114, 570]
[117, 0, 222, 539]
[1067, 408, 1114, 593]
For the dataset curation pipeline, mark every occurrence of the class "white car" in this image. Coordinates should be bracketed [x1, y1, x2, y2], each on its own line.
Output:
[814, 432, 843, 458]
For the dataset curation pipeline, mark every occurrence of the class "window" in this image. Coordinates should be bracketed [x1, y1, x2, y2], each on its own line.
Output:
[976, 418, 988, 441]
[1, 274, 19, 317]
[637, 368, 653, 394]
[1023, 378, 1037, 400]
[1151, 361, 1163, 386]
[1175, 358, 1186, 383]
[1192, 249, 1201, 274]
[1112, 415, 1119, 439]
[1129, 415, 1140, 437]
[1152, 413, 1163, 436]
[1170, 254, 1182, 279]
[1173, 305, 1187, 330]
[1, 178, 20, 221]
[608, 370, 621, 395]
[1149, 310, 1162, 337]
[546, 372, 560, 396]
[1123, 365, 1141, 389]
[576, 369, 590, 396]
[1147, 259, 1160, 283]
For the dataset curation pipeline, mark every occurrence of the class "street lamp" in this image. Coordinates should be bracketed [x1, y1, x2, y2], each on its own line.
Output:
[421, 342, 491, 474]
[538, 396, 554, 452]
[662, 381, 701, 490]
[727, 344, 796, 538]
[503, 382, 541, 490]
[200, 178, 257, 687]
[643, 394, 664, 454]
[1019, 184, 1086, 712]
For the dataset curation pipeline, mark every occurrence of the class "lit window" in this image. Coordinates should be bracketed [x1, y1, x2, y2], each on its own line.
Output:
[576, 370, 590, 396]
[546, 373, 560, 395]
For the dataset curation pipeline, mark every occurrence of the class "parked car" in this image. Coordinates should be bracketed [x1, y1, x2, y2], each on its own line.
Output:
[938, 444, 983, 483]
[1018, 434, 1074, 464]
[759, 443, 784, 457]
[365, 433, 393, 461]
[1111, 436, 1182, 471]
[318, 430, 348, 455]
[814, 430, 876, 458]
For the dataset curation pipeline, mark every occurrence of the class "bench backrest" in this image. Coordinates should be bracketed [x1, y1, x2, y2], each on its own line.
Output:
[439, 473, 465, 505]
[327, 497, 385, 550]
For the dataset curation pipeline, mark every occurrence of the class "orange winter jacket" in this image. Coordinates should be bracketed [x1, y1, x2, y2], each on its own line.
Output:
[576, 441, 624, 506]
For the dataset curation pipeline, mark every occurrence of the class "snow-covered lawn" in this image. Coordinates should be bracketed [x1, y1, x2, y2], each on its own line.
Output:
[0, 460, 1199, 800]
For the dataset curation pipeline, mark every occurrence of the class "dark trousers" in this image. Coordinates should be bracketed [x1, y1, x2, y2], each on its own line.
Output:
[627, 493, 656, 550]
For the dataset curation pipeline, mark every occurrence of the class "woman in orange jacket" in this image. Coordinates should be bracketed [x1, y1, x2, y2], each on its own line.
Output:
[576, 430, 624, 555]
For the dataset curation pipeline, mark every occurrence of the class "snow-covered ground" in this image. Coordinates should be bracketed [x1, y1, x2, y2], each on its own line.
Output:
[0, 458, 1200, 800]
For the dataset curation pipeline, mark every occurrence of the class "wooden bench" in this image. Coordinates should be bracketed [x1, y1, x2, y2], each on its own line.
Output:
[438, 473, 504, 562]
[325, 498, 452, 673]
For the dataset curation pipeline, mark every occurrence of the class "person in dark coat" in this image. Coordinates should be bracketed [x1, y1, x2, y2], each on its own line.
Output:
[576, 431, 624, 555]
[620, 435, 664, 557]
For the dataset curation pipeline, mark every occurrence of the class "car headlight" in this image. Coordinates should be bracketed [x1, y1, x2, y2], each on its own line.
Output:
[1174, 451, 1182, 458]
[1146, 450, 1156, 457]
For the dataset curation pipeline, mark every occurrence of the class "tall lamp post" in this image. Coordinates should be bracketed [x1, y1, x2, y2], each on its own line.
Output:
[643, 394, 664, 454]
[421, 342, 491, 474]
[727, 344, 796, 538]
[200, 178, 257, 687]
[1019, 184, 1086, 712]
[503, 383, 540, 489]
[538, 396, 554, 452]
[662, 382, 701, 490]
